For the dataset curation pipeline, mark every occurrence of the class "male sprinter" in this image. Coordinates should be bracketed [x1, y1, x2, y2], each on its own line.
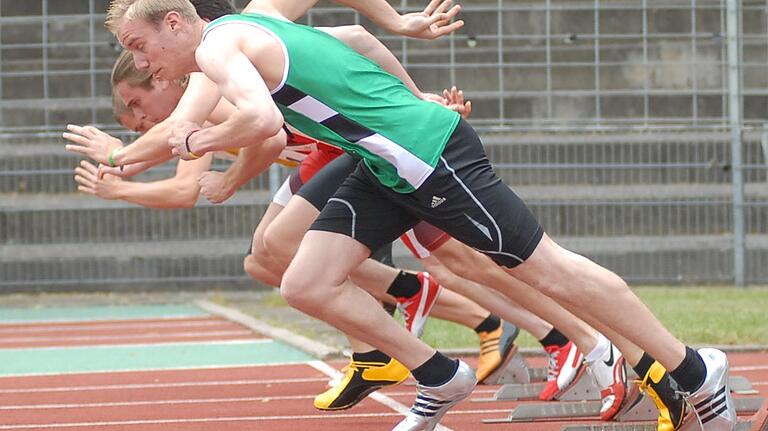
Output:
[80, 33, 514, 413]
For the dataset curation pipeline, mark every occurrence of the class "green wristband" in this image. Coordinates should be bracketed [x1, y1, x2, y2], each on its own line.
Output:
[108, 149, 118, 167]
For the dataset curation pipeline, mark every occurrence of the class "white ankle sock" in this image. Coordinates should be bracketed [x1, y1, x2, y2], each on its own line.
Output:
[585, 333, 611, 363]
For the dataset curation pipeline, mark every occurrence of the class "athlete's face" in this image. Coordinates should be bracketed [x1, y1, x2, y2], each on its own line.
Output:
[117, 12, 196, 81]
[116, 79, 184, 125]
[117, 111, 155, 134]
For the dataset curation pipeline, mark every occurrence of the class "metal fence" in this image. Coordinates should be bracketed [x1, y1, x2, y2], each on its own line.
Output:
[1, 0, 767, 289]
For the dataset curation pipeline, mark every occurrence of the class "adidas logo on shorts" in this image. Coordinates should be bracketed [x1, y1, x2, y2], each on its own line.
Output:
[431, 196, 446, 208]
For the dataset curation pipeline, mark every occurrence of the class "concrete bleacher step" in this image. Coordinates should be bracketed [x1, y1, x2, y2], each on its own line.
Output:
[0, 191, 272, 245]
[2, 132, 765, 193]
[481, 132, 768, 186]
[0, 144, 271, 193]
[393, 233, 768, 284]
[0, 239, 255, 292]
[3, 183, 767, 246]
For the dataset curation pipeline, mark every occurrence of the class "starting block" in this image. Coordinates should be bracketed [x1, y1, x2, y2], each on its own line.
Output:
[729, 375, 760, 395]
[483, 387, 763, 426]
[559, 422, 755, 431]
[481, 350, 547, 385]
[476, 365, 598, 402]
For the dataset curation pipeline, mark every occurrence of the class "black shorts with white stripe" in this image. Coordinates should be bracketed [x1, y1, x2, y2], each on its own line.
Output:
[310, 118, 543, 268]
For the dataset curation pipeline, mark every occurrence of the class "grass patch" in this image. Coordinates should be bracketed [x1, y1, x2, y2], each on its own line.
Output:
[211, 287, 768, 352]
[422, 286, 768, 350]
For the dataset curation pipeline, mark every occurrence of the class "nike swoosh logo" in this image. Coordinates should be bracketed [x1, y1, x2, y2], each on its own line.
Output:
[603, 344, 615, 367]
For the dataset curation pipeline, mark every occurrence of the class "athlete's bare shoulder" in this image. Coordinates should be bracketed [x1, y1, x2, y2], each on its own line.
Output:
[196, 18, 286, 92]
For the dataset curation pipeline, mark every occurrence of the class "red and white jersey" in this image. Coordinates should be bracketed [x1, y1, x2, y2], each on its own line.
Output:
[278, 125, 343, 168]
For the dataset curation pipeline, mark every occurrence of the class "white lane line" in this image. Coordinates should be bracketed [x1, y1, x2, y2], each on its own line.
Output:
[308, 360, 457, 431]
[0, 395, 317, 410]
[731, 365, 768, 371]
[0, 376, 328, 393]
[0, 319, 227, 335]
[0, 387, 499, 410]
[0, 409, 513, 429]
[0, 330, 254, 344]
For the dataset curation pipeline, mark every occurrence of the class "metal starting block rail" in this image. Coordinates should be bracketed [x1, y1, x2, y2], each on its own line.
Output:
[476, 366, 598, 402]
[559, 421, 755, 431]
[482, 392, 764, 425]
[481, 351, 547, 385]
[478, 372, 757, 403]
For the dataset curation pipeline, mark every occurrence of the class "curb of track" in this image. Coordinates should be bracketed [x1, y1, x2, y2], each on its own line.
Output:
[195, 299, 768, 359]
[195, 299, 340, 359]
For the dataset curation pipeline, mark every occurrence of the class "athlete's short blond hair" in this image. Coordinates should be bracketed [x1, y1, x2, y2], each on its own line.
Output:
[106, 0, 198, 34]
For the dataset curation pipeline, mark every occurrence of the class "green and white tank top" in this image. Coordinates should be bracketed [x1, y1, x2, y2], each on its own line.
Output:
[203, 13, 460, 193]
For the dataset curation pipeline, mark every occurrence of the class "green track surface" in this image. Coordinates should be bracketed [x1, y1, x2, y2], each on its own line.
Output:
[0, 304, 316, 376]
[0, 340, 314, 376]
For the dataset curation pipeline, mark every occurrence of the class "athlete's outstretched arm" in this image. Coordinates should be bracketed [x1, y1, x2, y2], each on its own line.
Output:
[110, 74, 222, 167]
[336, 0, 463, 39]
[198, 129, 287, 204]
[74, 155, 213, 209]
[170, 33, 283, 160]
[319, 25, 425, 98]
[243, 0, 463, 39]
[65, 73, 222, 168]
[321, 25, 472, 118]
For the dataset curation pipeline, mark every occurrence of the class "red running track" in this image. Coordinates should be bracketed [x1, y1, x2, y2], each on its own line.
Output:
[1, 353, 766, 431]
[1, 316, 766, 430]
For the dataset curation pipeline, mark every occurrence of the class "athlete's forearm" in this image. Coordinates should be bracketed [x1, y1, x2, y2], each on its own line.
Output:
[188, 106, 281, 155]
[112, 178, 201, 209]
[333, 0, 408, 34]
[242, 0, 400, 29]
[321, 25, 424, 98]
[243, 0, 317, 21]
[116, 155, 174, 178]
[111, 120, 174, 166]
[221, 131, 287, 193]
[112, 155, 212, 208]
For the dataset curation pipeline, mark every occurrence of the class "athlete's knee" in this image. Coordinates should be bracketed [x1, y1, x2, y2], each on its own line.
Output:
[280, 267, 324, 312]
[243, 254, 266, 283]
[243, 254, 281, 287]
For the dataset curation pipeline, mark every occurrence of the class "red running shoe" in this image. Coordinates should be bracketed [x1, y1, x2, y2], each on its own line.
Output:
[539, 341, 585, 401]
[586, 342, 628, 420]
[396, 272, 442, 338]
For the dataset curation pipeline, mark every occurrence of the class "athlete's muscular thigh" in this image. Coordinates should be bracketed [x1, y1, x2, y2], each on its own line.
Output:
[261, 196, 320, 268]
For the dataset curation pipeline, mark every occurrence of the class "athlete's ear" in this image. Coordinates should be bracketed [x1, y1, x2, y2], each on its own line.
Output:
[164, 11, 182, 32]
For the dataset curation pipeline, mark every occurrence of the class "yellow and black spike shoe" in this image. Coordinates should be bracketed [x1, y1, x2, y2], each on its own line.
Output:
[635, 361, 689, 431]
[476, 321, 519, 383]
[314, 357, 410, 411]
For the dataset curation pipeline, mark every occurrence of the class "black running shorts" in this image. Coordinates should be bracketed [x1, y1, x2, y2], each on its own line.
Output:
[310, 119, 543, 268]
[294, 153, 394, 265]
